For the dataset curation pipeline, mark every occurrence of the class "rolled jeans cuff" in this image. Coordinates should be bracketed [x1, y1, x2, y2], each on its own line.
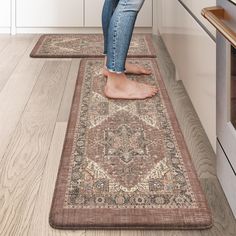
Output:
[105, 65, 126, 74]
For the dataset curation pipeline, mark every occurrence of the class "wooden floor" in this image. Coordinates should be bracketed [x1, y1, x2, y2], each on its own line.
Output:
[0, 34, 235, 236]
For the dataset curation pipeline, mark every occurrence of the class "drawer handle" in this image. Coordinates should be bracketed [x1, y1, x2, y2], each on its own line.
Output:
[202, 6, 236, 47]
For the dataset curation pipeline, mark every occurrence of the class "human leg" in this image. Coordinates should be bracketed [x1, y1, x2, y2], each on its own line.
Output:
[106, 0, 145, 73]
[102, 0, 119, 55]
[103, 0, 151, 76]
[104, 0, 158, 99]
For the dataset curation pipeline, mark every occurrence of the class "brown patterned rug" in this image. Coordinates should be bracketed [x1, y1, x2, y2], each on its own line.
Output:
[30, 34, 156, 58]
[49, 58, 212, 230]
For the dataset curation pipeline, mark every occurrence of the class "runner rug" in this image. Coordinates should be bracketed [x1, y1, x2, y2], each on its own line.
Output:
[49, 58, 212, 230]
[30, 34, 156, 58]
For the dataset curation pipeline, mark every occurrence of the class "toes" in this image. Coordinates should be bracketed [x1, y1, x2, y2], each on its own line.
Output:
[138, 68, 151, 75]
[151, 90, 157, 96]
[142, 69, 152, 75]
[149, 86, 158, 96]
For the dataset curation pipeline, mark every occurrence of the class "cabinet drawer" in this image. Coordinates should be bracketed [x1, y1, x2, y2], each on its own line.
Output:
[16, 0, 84, 27]
[0, 0, 11, 27]
[84, 0, 152, 27]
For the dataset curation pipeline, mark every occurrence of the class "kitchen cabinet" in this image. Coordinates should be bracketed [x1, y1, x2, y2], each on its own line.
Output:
[157, 0, 216, 150]
[16, 0, 84, 27]
[180, 0, 216, 36]
[0, 0, 11, 27]
[84, 0, 104, 27]
[84, 0, 153, 27]
[135, 0, 153, 27]
[16, 0, 152, 29]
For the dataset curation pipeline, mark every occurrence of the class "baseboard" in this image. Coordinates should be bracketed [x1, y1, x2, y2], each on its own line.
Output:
[15, 27, 152, 34]
[0, 28, 11, 34]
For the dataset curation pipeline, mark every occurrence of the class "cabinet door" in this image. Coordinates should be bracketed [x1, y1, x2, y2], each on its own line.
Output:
[16, 0, 83, 27]
[180, 0, 216, 36]
[0, 0, 11, 27]
[136, 0, 153, 27]
[157, 0, 216, 149]
[84, 0, 152, 27]
[84, 0, 104, 27]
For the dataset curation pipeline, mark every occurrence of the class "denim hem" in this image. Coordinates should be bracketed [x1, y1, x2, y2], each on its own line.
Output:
[106, 66, 125, 74]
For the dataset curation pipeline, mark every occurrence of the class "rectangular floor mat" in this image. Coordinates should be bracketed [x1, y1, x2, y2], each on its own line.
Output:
[49, 58, 212, 230]
[30, 34, 157, 58]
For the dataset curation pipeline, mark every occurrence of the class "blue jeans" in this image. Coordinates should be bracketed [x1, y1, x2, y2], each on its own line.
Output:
[102, 0, 145, 73]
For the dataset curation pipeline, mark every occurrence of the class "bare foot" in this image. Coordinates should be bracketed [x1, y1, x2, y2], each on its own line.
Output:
[103, 63, 151, 77]
[104, 72, 158, 100]
[125, 63, 152, 75]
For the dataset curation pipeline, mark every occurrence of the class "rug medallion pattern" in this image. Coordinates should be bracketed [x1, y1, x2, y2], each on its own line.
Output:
[64, 59, 197, 209]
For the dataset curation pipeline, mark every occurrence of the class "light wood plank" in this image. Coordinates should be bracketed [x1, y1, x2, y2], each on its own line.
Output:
[121, 231, 142, 236]
[0, 60, 71, 236]
[0, 35, 11, 54]
[28, 122, 85, 236]
[0, 36, 44, 164]
[200, 178, 236, 236]
[126, 230, 199, 236]
[0, 34, 34, 91]
[57, 59, 81, 122]
[86, 230, 120, 236]
[140, 230, 200, 236]
[172, 85, 217, 179]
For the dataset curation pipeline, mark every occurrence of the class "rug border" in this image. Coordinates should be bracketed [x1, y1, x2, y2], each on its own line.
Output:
[49, 58, 213, 230]
[30, 34, 157, 58]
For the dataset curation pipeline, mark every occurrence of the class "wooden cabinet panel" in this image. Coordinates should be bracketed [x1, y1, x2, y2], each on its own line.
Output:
[84, 0, 152, 27]
[16, 0, 83, 27]
[0, 0, 11, 27]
